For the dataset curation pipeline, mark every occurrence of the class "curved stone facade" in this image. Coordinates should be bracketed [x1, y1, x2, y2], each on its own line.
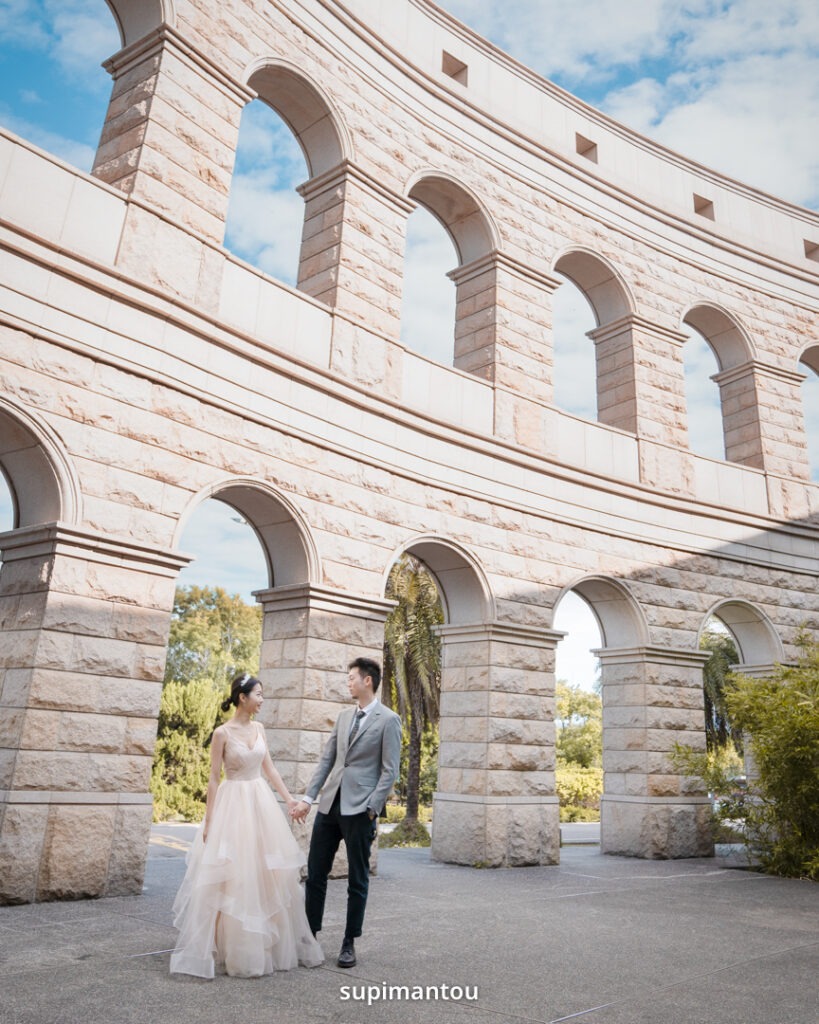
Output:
[1, 0, 818, 901]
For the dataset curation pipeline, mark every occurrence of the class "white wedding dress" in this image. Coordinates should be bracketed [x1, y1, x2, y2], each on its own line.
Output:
[170, 724, 324, 978]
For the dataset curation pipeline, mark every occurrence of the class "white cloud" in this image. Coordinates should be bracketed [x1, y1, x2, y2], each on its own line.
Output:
[0, 105, 97, 169]
[444, 0, 819, 209]
[444, 0, 685, 83]
[605, 52, 819, 206]
[0, 0, 49, 48]
[43, 0, 119, 78]
[223, 101, 310, 285]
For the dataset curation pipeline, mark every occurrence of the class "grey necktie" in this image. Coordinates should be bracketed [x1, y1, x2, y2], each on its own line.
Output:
[349, 709, 365, 744]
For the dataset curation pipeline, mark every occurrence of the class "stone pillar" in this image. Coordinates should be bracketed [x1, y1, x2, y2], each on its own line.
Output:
[589, 315, 689, 447]
[0, 525, 188, 904]
[92, 26, 254, 242]
[596, 645, 713, 859]
[253, 584, 394, 796]
[448, 253, 559, 402]
[712, 361, 810, 478]
[432, 623, 563, 868]
[297, 161, 414, 342]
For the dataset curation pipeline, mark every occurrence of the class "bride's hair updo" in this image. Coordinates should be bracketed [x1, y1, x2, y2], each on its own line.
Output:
[221, 672, 261, 713]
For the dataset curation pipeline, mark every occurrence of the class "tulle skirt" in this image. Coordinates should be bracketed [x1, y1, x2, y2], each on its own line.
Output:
[170, 778, 324, 978]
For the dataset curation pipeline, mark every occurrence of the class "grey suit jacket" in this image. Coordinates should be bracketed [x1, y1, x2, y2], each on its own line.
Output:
[306, 702, 403, 816]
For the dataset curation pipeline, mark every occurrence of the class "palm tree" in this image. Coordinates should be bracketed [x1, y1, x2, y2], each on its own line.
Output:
[382, 555, 444, 822]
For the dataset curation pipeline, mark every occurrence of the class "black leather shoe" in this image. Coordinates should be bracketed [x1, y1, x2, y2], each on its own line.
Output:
[337, 937, 356, 968]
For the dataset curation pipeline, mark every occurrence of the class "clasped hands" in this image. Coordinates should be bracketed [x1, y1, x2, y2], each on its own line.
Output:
[290, 800, 310, 822]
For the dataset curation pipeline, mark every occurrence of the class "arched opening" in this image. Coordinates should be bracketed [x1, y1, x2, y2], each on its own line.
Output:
[382, 536, 495, 861]
[681, 324, 725, 460]
[698, 600, 784, 798]
[156, 480, 318, 830]
[698, 600, 783, 673]
[0, 467, 13, 535]
[682, 305, 755, 465]
[404, 175, 497, 374]
[223, 99, 309, 287]
[553, 591, 603, 836]
[400, 206, 458, 363]
[552, 250, 633, 431]
[799, 346, 819, 481]
[224, 64, 347, 291]
[173, 479, 319, 590]
[0, 4, 119, 172]
[551, 274, 598, 420]
[0, 401, 79, 529]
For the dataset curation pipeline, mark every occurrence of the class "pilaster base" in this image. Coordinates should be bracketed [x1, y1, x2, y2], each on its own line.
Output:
[601, 795, 713, 859]
[431, 793, 559, 867]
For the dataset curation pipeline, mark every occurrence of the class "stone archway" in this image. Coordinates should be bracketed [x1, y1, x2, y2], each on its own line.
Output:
[385, 535, 561, 867]
[174, 478, 324, 793]
[557, 575, 712, 859]
[0, 399, 82, 529]
[700, 598, 784, 675]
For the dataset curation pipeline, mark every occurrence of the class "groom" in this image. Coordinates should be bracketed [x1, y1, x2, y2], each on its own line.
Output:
[291, 657, 402, 968]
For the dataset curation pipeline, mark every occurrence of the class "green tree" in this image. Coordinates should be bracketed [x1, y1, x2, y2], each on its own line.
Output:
[164, 585, 262, 688]
[726, 638, 819, 879]
[382, 555, 444, 825]
[151, 585, 262, 821]
[555, 682, 602, 769]
[700, 626, 742, 752]
[675, 635, 819, 880]
[150, 677, 226, 820]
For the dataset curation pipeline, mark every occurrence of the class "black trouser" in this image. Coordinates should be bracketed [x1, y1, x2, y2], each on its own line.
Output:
[305, 791, 377, 940]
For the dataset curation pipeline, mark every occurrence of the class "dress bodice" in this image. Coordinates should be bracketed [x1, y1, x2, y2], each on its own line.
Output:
[222, 726, 265, 782]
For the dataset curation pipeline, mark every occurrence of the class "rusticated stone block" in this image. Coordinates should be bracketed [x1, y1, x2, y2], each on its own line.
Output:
[484, 801, 560, 867]
[0, 804, 49, 904]
[106, 804, 153, 895]
[37, 805, 117, 900]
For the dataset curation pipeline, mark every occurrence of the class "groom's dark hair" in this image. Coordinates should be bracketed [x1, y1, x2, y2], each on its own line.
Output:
[349, 657, 381, 692]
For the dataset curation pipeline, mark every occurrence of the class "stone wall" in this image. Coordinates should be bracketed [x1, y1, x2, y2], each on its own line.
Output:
[1, 0, 818, 901]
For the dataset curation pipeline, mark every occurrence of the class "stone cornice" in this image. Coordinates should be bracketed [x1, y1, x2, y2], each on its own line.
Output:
[0, 523, 192, 575]
[437, 622, 567, 647]
[297, 161, 415, 217]
[103, 25, 256, 107]
[253, 583, 396, 620]
[594, 645, 711, 668]
[588, 315, 690, 348]
[711, 360, 807, 388]
[447, 250, 562, 291]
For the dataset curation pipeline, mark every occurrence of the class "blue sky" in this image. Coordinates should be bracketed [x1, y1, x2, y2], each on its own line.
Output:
[1, 0, 818, 687]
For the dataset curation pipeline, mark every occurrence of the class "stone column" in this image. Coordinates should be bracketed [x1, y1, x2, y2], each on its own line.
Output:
[448, 253, 559, 401]
[0, 525, 188, 904]
[589, 315, 689, 447]
[297, 161, 414, 342]
[92, 26, 254, 243]
[432, 623, 563, 868]
[712, 361, 810, 478]
[596, 645, 713, 859]
[253, 584, 394, 796]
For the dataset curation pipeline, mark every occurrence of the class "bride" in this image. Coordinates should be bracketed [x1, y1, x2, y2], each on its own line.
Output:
[170, 673, 324, 978]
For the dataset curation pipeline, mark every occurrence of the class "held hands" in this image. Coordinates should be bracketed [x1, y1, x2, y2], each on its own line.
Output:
[290, 800, 310, 822]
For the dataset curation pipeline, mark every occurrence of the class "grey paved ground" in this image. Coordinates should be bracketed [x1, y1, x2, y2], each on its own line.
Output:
[1, 824, 817, 1024]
